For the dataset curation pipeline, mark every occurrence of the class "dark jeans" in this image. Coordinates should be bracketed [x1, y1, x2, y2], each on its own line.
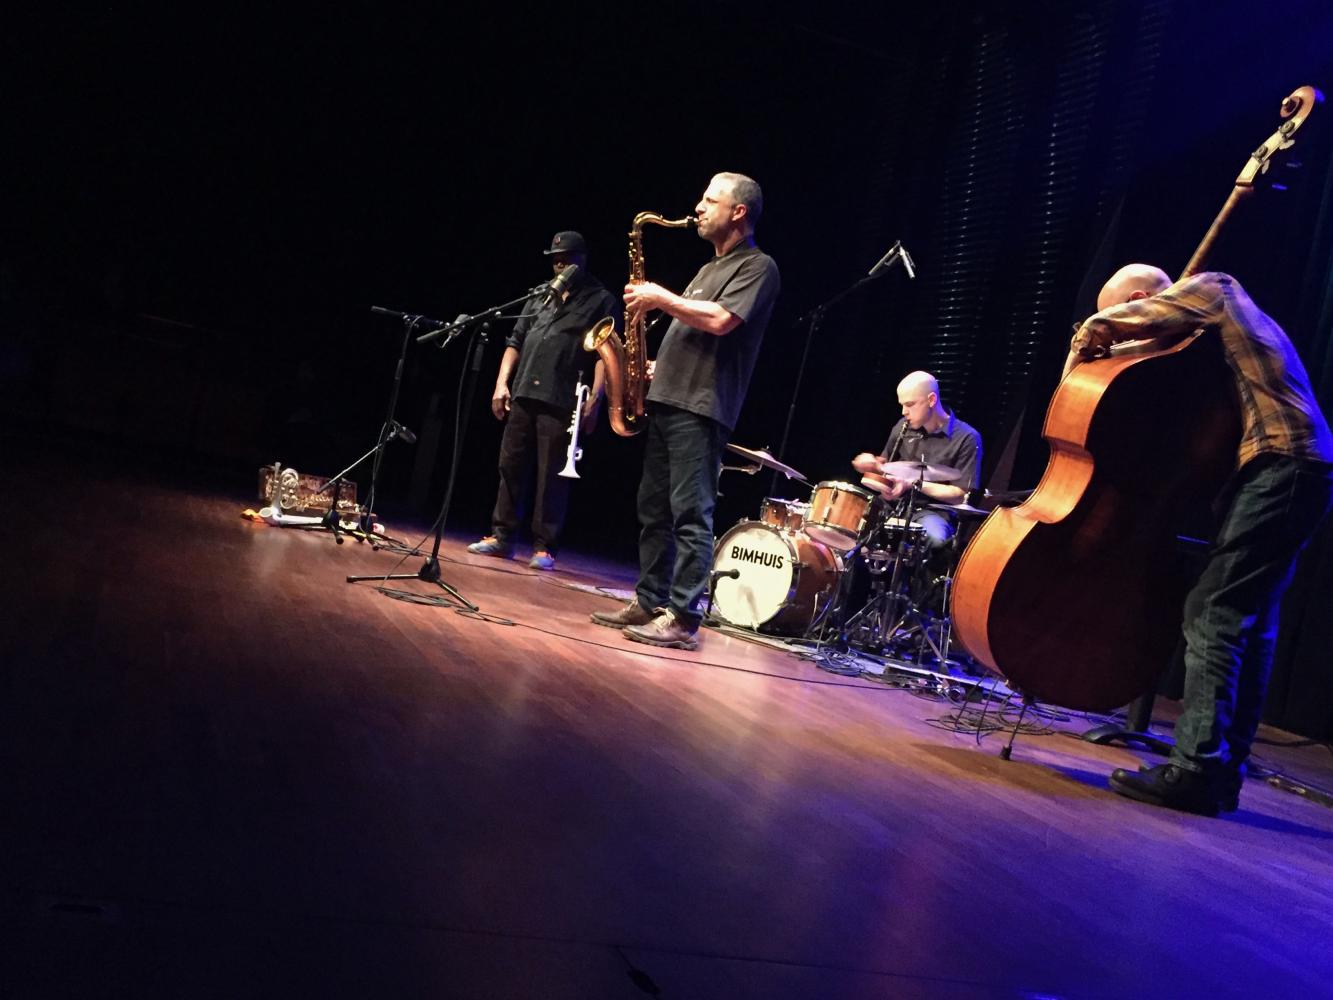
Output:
[1172, 454, 1333, 775]
[491, 397, 572, 553]
[635, 403, 728, 629]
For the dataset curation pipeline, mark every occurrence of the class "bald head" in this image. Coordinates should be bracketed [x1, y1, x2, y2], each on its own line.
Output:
[896, 371, 945, 431]
[1097, 264, 1172, 312]
[897, 370, 939, 400]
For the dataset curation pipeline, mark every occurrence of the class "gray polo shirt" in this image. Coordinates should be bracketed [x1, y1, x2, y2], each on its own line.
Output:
[647, 239, 780, 431]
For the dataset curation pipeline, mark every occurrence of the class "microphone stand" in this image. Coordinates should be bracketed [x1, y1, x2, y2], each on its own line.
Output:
[343, 278, 562, 610]
[314, 422, 415, 543]
[311, 307, 433, 545]
[414, 284, 547, 346]
[770, 242, 912, 496]
[356, 307, 429, 537]
[348, 280, 553, 607]
[348, 322, 492, 609]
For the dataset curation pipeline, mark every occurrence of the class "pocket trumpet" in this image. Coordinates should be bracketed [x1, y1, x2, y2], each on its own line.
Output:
[558, 376, 591, 479]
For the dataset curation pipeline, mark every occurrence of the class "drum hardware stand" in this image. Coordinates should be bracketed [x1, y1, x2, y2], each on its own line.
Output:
[841, 480, 932, 650]
[801, 541, 875, 676]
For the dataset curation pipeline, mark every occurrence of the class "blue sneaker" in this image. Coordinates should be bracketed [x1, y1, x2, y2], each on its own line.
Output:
[467, 536, 513, 558]
[529, 550, 556, 571]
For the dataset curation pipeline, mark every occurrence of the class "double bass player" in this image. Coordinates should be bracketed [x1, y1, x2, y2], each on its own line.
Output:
[1067, 264, 1333, 816]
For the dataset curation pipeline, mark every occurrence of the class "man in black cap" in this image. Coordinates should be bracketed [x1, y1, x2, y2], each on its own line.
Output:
[467, 231, 619, 570]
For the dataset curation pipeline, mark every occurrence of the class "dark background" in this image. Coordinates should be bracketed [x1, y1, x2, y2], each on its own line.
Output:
[4, 1, 1333, 735]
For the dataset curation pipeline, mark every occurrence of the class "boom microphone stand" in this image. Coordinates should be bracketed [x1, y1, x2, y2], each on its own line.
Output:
[311, 307, 446, 544]
[348, 278, 558, 608]
[353, 307, 434, 536]
[769, 241, 915, 496]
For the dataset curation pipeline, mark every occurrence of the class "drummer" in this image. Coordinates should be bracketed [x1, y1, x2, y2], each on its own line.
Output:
[851, 370, 983, 547]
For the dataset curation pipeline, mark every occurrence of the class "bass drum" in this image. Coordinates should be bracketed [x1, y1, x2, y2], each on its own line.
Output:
[710, 521, 842, 634]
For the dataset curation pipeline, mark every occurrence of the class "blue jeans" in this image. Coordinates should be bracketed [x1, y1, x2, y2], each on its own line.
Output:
[634, 403, 729, 629]
[1172, 455, 1333, 774]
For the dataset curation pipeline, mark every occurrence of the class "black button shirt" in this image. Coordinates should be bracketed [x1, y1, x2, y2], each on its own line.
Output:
[880, 411, 983, 491]
[507, 271, 619, 409]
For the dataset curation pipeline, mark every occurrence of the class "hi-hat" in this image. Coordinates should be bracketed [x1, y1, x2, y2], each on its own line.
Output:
[928, 501, 991, 517]
[880, 459, 962, 483]
[725, 443, 806, 481]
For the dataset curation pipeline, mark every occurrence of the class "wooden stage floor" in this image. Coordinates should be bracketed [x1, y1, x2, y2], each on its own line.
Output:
[4, 446, 1333, 999]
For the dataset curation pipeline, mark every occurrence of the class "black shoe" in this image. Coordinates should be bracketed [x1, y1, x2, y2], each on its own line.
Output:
[1119, 762, 1245, 811]
[1108, 763, 1236, 817]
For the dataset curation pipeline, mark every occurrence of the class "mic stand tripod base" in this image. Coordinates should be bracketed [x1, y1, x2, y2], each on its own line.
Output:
[1080, 692, 1174, 756]
[346, 556, 480, 612]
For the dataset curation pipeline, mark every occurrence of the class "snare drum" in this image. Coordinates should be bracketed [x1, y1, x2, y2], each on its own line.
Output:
[881, 514, 926, 544]
[805, 481, 875, 551]
[759, 498, 810, 533]
[710, 521, 842, 633]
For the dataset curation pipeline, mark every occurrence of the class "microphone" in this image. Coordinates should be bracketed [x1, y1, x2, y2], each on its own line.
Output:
[711, 568, 740, 580]
[413, 312, 470, 344]
[867, 241, 903, 279]
[543, 264, 581, 304]
[867, 241, 916, 280]
[388, 421, 417, 445]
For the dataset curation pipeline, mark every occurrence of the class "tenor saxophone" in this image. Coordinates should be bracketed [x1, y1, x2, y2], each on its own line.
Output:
[583, 211, 695, 437]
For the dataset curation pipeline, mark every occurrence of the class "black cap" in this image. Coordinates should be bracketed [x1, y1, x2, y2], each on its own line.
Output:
[543, 231, 587, 256]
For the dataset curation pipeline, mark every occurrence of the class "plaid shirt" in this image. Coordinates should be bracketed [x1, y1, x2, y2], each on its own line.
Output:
[1071, 272, 1333, 469]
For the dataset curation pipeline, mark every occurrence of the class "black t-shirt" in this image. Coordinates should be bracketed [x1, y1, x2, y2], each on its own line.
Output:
[647, 239, 780, 431]
[880, 411, 983, 491]
[507, 271, 619, 409]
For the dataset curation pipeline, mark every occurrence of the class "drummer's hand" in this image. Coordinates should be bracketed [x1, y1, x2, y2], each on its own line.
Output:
[852, 452, 881, 474]
[881, 476, 911, 500]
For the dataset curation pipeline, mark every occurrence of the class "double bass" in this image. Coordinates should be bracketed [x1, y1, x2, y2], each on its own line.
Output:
[950, 86, 1323, 711]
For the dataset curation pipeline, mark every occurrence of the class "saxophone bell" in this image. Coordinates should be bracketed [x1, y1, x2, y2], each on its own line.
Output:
[583, 211, 695, 437]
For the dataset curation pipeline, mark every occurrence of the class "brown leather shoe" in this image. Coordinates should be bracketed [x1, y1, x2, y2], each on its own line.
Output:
[590, 600, 655, 629]
[623, 610, 699, 650]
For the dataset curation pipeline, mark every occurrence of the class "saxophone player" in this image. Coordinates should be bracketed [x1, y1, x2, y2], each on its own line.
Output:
[591, 173, 781, 649]
[467, 231, 619, 571]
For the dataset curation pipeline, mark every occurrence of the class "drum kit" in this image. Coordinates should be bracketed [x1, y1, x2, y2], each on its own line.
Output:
[708, 443, 989, 669]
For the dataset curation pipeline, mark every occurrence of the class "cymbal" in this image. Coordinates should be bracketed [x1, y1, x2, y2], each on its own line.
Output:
[725, 443, 806, 481]
[928, 501, 991, 517]
[880, 459, 963, 483]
